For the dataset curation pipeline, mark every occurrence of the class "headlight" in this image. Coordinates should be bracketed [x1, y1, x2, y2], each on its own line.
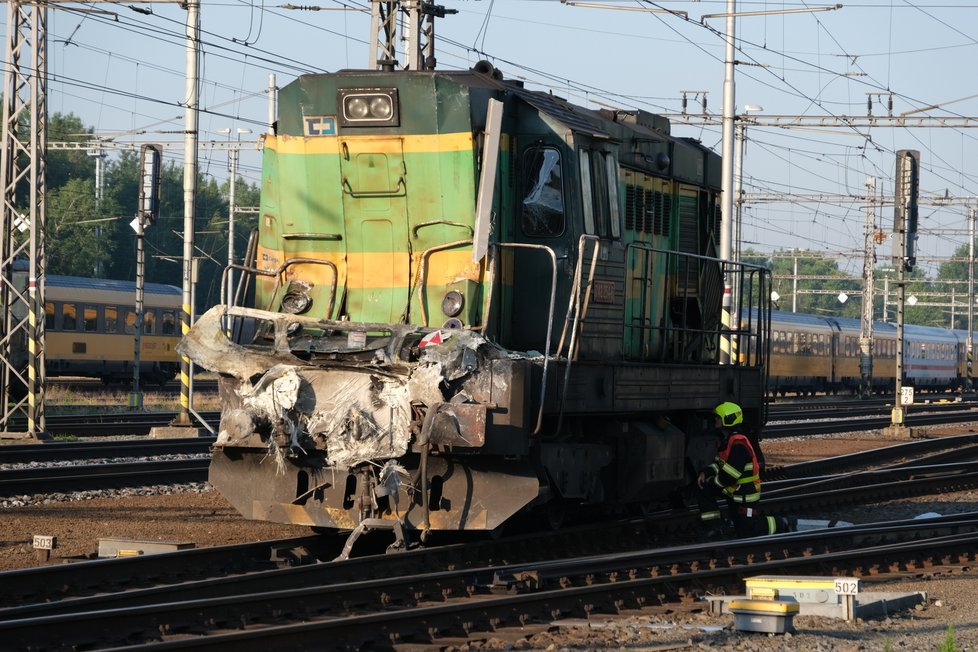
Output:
[338, 88, 399, 127]
[369, 96, 393, 119]
[281, 281, 312, 314]
[441, 290, 464, 317]
[346, 97, 370, 120]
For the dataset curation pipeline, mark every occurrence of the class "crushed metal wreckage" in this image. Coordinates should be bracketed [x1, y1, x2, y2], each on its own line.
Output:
[180, 306, 542, 535]
[180, 305, 508, 468]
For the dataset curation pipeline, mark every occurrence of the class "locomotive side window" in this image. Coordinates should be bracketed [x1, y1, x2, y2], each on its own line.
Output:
[124, 309, 137, 335]
[579, 149, 621, 239]
[45, 302, 54, 330]
[144, 310, 157, 335]
[521, 147, 564, 237]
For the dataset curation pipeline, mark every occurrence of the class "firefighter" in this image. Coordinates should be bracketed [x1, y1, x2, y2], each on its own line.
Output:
[696, 401, 791, 538]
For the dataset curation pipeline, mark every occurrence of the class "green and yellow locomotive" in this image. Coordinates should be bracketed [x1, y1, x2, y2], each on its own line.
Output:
[182, 62, 771, 537]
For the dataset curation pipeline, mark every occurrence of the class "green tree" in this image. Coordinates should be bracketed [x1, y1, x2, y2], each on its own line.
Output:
[102, 150, 259, 312]
[761, 250, 860, 318]
[48, 113, 95, 189]
[935, 243, 973, 330]
[46, 178, 120, 276]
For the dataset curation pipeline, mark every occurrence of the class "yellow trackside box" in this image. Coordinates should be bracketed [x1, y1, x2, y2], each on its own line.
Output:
[746, 575, 841, 604]
[729, 599, 800, 634]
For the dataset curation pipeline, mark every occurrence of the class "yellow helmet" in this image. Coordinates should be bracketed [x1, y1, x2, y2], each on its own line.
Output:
[714, 401, 743, 427]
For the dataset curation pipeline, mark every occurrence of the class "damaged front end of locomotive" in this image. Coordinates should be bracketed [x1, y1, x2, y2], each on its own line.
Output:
[180, 305, 542, 533]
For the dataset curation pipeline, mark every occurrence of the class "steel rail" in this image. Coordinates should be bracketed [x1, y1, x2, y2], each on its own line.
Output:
[4, 514, 978, 650]
[0, 459, 210, 496]
[0, 438, 214, 464]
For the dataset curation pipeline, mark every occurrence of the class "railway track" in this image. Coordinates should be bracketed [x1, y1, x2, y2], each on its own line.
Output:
[4, 411, 220, 437]
[4, 435, 978, 604]
[2, 512, 978, 649]
[0, 438, 213, 465]
[0, 459, 209, 497]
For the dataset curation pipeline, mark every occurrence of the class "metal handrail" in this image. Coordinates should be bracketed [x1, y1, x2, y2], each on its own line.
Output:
[414, 239, 474, 327]
[220, 257, 339, 323]
[553, 235, 601, 436]
[621, 243, 770, 365]
[492, 242, 558, 436]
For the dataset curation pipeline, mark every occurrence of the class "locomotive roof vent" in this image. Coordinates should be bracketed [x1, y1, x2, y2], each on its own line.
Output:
[614, 109, 671, 136]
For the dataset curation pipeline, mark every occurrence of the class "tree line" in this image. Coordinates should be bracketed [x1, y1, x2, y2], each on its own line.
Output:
[744, 246, 978, 329]
[40, 112, 259, 312]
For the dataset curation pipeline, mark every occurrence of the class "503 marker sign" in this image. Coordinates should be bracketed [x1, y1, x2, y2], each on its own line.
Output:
[33, 535, 56, 550]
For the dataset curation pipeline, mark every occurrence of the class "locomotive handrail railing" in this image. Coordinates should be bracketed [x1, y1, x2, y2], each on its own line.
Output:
[414, 239, 474, 328]
[622, 243, 769, 367]
[220, 257, 339, 328]
[492, 242, 559, 436]
[412, 221, 474, 238]
[553, 235, 601, 436]
[281, 232, 343, 241]
[555, 234, 601, 361]
[342, 176, 406, 198]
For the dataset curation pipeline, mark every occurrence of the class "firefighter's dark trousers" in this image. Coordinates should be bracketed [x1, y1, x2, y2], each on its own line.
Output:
[695, 482, 788, 537]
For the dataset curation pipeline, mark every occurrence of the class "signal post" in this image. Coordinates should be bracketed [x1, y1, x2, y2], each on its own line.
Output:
[883, 150, 920, 439]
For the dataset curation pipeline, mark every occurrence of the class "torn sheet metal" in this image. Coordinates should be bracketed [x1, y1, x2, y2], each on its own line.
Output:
[182, 307, 515, 468]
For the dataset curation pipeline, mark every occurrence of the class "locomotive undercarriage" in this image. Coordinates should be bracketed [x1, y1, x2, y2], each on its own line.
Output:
[182, 305, 757, 533]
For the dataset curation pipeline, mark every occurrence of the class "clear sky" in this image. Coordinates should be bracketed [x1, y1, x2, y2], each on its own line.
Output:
[18, 0, 978, 276]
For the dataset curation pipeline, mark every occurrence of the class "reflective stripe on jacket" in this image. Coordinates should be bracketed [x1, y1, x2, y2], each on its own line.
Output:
[706, 432, 761, 504]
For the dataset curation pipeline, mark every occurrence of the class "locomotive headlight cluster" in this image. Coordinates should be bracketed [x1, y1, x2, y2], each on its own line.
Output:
[338, 88, 399, 127]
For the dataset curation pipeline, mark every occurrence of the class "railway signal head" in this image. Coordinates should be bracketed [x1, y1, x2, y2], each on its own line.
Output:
[137, 144, 163, 228]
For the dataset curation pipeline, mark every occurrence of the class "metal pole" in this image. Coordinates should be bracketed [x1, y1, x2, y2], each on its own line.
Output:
[173, 0, 199, 429]
[227, 145, 237, 309]
[718, 0, 736, 364]
[858, 177, 876, 398]
[968, 206, 975, 391]
[893, 264, 905, 430]
[27, 2, 47, 439]
[719, 0, 736, 262]
[733, 121, 744, 263]
[884, 275, 890, 321]
[268, 73, 277, 135]
[792, 255, 798, 313]
[130, 221, 144, 410]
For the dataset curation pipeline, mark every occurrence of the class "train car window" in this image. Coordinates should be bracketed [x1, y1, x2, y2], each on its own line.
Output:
[124, 309, 137, 335]
[144, 310, 156, 335]
[521, 147, 564, 237]
[45, 302, 54, 330]
[105, 306, 118, 334]
[62, 303, 77, 331]
[162, 311, 176, 335]
[84, 306, 98, 332]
